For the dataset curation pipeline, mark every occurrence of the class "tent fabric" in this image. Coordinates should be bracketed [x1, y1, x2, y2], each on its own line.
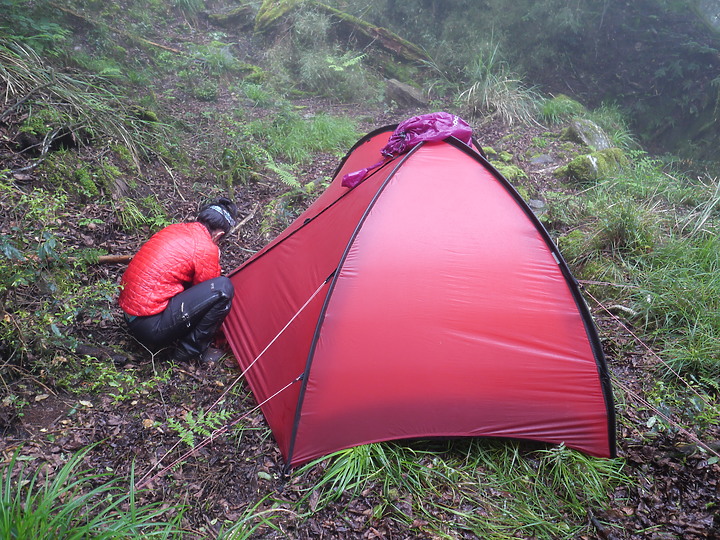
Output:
[223, 126, 616, 469]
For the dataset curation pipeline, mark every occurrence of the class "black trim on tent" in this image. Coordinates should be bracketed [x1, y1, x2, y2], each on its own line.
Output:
[283, 146, 422, 473]
[443, 137, 617, 458]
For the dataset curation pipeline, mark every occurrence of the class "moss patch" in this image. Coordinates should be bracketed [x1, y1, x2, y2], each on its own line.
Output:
[554, 147, 628, 183]
[491, 161, 528, 183]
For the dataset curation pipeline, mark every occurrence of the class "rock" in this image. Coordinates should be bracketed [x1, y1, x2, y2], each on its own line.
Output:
[562, 118, 613, 151]
[528, 199, 546, 211]
[554, 147, 629, 183]
[208, 5, 255, 30]
[529, 153, 554, 165]
[385, 78, 428, 108]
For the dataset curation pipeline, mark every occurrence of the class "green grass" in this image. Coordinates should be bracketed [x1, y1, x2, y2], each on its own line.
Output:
[539, 94, 586, 125]
[247, 111, 359, 164]
[459, 44, 542, 125]
[0, 42, 164, 168]
[631, 233, 720, 376]
[548, 150, 720, 383]
[294, 441, 628, 539]
[0, 446, 186, 538]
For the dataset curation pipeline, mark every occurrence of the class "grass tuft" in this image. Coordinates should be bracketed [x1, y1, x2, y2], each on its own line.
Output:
[459, 44, 542, 125]
[0, 446, 185, 538]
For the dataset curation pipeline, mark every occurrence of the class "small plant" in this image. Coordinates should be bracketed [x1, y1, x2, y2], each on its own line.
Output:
[239, 82, 276, 107]
[587, 103, 638, 150]
[167, 407, 234, 448]
[190, 41, 241, 75]
[113, 195, 170, 231]
[61, 358, 170, 403]
[216, 495, 287, 539]
[174, 0, 205, 15]
[246, 112, 358, 164]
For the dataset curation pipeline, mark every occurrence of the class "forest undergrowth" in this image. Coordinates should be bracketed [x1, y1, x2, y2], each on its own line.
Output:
[1, 1, 719, 539]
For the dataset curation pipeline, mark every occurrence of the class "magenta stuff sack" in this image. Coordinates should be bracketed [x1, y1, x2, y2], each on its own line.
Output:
[342, 112, 473, 188]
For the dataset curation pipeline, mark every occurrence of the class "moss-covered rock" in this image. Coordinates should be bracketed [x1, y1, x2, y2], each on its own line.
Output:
[209, 5, 256, 30]
[561, 118, 613, 151]
[554, 147, 628, 183]
[255, 0, 305, 33]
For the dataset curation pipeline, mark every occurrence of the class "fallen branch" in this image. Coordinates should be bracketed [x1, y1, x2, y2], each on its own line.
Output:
[48, 2, 183, 54]
[229, 203, 260, 236]
[93, 254, 134, 264]
[23, 253, 133, 265]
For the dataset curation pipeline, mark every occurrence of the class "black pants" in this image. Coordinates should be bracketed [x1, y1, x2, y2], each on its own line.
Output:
[125, 276, 234, 359]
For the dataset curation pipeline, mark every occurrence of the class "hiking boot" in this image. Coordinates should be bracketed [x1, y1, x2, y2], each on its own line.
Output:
[200, 347, 225, 364]
[173, 347, 198, 364]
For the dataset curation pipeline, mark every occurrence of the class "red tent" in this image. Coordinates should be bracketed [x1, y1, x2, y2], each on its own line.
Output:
[223, 125, 616, 469]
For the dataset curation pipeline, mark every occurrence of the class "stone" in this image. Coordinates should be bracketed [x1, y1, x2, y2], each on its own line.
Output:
[385, 78, 428, 108]
[561, 118, 613, 151]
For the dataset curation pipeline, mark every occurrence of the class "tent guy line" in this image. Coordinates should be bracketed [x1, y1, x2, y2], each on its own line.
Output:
[208, 276, 333, 413]
[135, 278, 333, 489]
[135, 372, 305, 490]
[583, 288, 713, 411]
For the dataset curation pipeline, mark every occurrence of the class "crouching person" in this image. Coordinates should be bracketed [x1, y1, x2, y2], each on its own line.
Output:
[118, 198, 238, 363]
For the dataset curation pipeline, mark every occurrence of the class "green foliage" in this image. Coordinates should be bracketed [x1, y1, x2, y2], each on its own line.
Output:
[549, 151, 720, 382]
[238, 82, 277, 107]
[0, 178, 123, 374]
[586, 104, 638, 150]
[247, 111, 358, 164]
[0, 0, 70, 54]
[61, 359, 171, 403]
[190, 40, 242, 75]
[645, 379, 720, 436]
[167, 408, 234, 448]
[264, 8, 381, 103]
[174, 0, 205, 15]
[295, 440, 628, 538]
[216, 495, 286, 539]
[0, 42, 165, 169]
[40, 151, 101, 198]
[631, 233, 720, 377]
[0, 446, 186, 538]
[113, 195, 171, 232]
[220, 111, 356, 234]
[540, 94, 586, 125]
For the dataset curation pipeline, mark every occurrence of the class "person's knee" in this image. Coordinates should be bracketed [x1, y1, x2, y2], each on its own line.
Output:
[214, 276, 234, 300]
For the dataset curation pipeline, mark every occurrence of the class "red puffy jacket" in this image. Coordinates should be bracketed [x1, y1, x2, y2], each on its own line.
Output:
[119, 222, 221, 316]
